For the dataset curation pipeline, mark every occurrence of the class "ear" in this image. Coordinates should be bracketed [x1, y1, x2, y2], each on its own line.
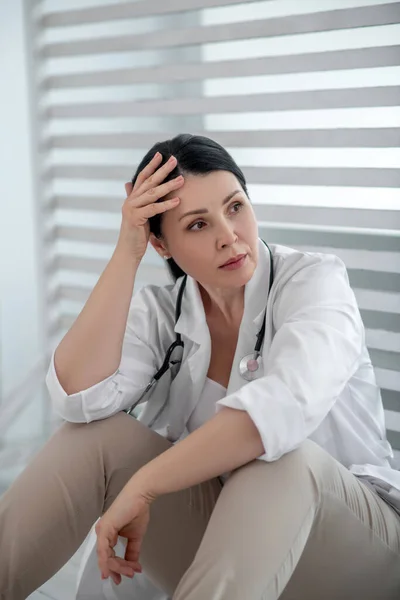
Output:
[149, 232, 170, 260]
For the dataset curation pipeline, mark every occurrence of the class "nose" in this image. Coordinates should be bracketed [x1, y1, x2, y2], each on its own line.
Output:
[216, 220, 238, 250]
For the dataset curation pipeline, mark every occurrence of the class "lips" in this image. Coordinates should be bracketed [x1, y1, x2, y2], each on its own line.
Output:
[220, 253, 246, 267]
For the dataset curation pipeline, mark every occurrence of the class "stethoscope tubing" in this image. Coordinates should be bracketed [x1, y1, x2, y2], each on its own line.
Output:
[126, 241, 273, 415]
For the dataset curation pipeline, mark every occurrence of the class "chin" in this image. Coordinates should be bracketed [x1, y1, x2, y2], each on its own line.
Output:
[221, 263, 255, 287]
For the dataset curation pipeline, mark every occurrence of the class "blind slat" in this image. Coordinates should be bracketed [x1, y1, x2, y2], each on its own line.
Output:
[45, 163, 400, 188]
[40, 0, 261, 27]
[40, 4, 400, 57]
[41, 46, 400, 90]
[44, 129, 400, 149]
[44, 87, 400, 119]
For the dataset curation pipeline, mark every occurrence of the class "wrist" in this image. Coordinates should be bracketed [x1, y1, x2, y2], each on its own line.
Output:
[112, 244, 142, 269]
[129, 465, 159, 504]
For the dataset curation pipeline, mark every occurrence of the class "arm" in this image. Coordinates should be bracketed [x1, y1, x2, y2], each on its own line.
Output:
[54, 245, 141, 395]
[46, 273, 163, 424]
[133, 406, 264, 498]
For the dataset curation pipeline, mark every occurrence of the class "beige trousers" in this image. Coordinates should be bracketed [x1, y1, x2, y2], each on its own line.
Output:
[1, 411, 400, 600]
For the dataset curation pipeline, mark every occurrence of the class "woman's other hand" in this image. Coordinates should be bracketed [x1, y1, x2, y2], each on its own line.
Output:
[95, 487, 153, 585]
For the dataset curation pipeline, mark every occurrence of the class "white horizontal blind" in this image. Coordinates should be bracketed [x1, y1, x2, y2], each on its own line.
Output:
[30, 1, 400, 447]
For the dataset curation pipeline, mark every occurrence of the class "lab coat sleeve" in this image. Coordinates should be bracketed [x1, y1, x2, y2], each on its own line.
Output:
[216, 254, 364, 462]
[45, 286, 159, 423]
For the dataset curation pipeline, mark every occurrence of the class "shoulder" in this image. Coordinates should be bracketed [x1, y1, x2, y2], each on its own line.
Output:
[267, 244, 357, 326]
[269, 243, 348, 290]
[126, 277, 184, 335]
[132, 278, 181, 311]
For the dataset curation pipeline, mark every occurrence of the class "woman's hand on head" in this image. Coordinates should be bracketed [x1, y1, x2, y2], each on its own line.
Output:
[116, 153, 184, 263]
[95, 487, 153, 586]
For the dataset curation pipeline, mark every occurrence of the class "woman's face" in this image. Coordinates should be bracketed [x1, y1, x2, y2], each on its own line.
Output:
[150, 170, 259, 289]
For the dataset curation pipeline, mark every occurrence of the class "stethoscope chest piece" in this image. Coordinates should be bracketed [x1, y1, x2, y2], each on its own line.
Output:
[239, 353, 262, 381]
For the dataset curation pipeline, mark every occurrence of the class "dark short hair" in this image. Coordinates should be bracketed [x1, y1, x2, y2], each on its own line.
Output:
[131, 133, 249, 281]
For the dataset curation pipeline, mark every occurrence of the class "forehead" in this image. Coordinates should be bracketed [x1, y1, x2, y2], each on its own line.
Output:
[164, 170, 240, 206]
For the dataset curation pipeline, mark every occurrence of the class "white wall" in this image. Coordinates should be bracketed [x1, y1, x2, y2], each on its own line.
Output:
[0, 0, 42, 406]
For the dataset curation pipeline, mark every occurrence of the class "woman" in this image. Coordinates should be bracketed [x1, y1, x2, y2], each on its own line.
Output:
[1, 133, 400, 600]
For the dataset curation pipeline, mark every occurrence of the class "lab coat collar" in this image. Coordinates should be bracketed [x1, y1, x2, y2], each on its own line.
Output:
[174, 237, 271, 344]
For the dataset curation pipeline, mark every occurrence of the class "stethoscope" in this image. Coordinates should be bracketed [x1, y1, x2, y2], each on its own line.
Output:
[126, 240, 273, 417]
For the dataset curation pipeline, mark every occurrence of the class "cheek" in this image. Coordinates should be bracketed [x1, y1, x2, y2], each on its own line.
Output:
[186, 237, 210, 260]
[249, 210, 259, 232]
[179, 237, 213, 273]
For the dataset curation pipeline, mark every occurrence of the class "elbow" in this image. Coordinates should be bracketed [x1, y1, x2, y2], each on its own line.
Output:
[51, 394, 88, 424]
[53, 350, 86, 397]
[45, 365, 88, 424]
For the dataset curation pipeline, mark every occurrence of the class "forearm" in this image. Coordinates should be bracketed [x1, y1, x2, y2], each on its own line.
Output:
[133, 407, 265, 499]
[54, 245, 140, 395]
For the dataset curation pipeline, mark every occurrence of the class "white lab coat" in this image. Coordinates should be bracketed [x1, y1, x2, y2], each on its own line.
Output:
[45, 238, 400, 600]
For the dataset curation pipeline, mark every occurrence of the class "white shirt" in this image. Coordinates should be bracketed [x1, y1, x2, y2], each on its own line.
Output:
[45, 238, 400, 494]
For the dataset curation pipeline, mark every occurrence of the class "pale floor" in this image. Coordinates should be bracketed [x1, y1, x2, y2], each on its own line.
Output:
[26, 543, 85, 600]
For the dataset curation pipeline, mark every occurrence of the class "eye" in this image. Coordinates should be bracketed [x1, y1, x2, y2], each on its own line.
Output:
[187, 202, 243, 231]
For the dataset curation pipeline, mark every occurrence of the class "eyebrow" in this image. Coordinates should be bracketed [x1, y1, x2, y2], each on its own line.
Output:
[178, 189, 243, 222]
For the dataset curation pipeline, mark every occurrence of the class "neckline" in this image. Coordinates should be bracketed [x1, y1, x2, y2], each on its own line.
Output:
[206, 377, 227, 391]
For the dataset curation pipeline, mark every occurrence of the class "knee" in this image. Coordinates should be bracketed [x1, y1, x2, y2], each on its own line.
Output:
[49, 411, 124, 450]
[75, 411, 172, 469]
[55, 411, 142, 443]
[261, 439, 327, 478]
[228, 439, 325, 497]
[44, 412, 152, 471]
[291, 438, 325, 471]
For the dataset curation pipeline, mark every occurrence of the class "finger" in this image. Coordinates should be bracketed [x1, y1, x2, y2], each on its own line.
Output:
[134, 154, 178, 197]
[108, 556, 142, 575]
[96, 527, 118, 578]
[108, 564, 135, 581]
[124, 181, 133, 196]
[135, 176, 184, 209]
[99, 551, 115, 579]
[129, 197, 180, 227]
[97, 530, 115, 563]
[110, 571, 122, 586]
[134, 152, 163, 191]
[97, 541, 113, 577]
[125, 537, 143, 564]
[138, 197, 180, 222]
